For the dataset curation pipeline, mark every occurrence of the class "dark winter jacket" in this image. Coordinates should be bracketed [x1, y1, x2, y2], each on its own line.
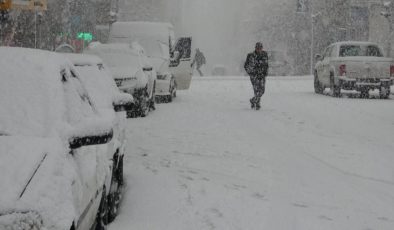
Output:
[244, 51, 269, 78]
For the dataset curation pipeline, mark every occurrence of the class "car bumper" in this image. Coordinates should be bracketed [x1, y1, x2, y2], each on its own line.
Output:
[339, 76, 394, 90]
[155, 79, 171, 96]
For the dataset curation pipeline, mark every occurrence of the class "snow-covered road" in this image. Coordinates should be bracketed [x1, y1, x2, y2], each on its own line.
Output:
[109, 76, 394, 230]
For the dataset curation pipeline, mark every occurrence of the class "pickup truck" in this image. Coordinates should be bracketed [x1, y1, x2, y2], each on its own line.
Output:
[314, 41, 394, 98]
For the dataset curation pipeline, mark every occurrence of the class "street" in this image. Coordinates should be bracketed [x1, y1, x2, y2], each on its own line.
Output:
[109, 76, 394, 230]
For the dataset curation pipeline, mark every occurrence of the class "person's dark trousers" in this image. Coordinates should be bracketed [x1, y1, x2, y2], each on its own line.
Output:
[250, 75, 266, 106]
[197, 66, 204, 76]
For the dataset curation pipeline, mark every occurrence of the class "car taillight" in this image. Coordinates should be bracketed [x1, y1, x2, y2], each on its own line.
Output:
[339, 64, 346, 76]
[390, 65, 394, 77]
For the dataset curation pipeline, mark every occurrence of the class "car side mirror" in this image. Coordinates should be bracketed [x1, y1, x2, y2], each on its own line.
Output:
[68, 121, 113, 150]
[143, 66, 153, 72]
[113, 93, 134, 112]
[315, 54, 323, 61]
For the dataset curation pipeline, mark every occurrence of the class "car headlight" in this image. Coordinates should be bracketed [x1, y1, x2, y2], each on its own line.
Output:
[0, 211, 44, 230]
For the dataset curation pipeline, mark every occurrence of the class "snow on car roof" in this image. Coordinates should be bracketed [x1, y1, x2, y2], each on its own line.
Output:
[63, 53, 103, 66]
[0, 47, 69, 137]
[85, 42, 140, 56]
[332, 41, 380, 47]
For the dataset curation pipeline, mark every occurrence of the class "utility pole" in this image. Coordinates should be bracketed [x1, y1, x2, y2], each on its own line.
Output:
[381, 1, 393, 57]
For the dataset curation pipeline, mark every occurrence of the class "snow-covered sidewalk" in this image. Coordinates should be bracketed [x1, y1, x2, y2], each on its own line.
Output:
[110, 76, 394, 230]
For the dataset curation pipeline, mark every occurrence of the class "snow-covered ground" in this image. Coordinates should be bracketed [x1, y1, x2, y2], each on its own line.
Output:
[110, 76, 394, 230]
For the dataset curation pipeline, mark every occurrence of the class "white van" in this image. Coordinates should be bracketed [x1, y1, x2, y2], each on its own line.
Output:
[109, 21, 193, 101]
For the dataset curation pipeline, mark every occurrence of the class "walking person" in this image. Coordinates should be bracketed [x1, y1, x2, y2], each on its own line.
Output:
[244, 42, 269, 110]
[192, 48, 206, 76]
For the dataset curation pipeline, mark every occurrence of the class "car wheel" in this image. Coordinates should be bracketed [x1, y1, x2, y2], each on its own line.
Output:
[314, 71, 324, 94]
[330, 75, 341, 97]
[108, 153, 123, 223]
[95, 187, 108, 230]
[107, 179, 121, 223]
[149, 82, 156, 111]
[140, 88, 150, 117]
[172, 80, 177, 98]
[379, 86, 390, 99]
[360, 88, 369, 99]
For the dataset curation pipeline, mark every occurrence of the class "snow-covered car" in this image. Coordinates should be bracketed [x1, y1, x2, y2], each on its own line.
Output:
[314, 41, 394, 98]
[64, 53, 135, 223]
[0, 47, 116, 230]
[109, 21, 193, 102]
[85, 43, 156, 117]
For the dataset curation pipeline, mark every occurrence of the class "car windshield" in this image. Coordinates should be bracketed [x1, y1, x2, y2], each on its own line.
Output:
[98, 52, 140, 68]
[138, 38, 169, 59]
[339, 45, 383, 57]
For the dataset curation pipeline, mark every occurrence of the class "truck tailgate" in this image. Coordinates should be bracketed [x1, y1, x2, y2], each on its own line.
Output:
[339, 57, 392, 79]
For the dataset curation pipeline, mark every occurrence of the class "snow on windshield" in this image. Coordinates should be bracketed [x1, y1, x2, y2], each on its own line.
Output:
[99, 52, 140, 68]
[0, 48, 66, 137]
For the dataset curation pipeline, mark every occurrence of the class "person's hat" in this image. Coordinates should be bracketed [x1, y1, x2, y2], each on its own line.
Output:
[255, 42, 263, 49]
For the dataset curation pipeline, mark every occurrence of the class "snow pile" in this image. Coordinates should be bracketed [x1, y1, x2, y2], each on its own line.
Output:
[0, 47, 67, 137]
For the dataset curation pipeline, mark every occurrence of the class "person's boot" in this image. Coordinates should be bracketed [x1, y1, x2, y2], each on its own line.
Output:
[255, 98, 261, 110]
[250, 98, 255, 109]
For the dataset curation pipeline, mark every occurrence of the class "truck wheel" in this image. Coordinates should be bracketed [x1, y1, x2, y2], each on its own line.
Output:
[379, 86, 390, 99]
[360, 88, 369, 99]
[330, 75, 341, 97]
[140, 88, 150, 117]
[149, 82, 156, 111]
[314, 72, 324, 94]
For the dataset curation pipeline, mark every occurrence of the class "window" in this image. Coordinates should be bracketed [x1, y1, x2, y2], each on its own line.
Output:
[366, 46, 383, 57]
[339, 45, 383, 57]
[340, 45, 362, 57]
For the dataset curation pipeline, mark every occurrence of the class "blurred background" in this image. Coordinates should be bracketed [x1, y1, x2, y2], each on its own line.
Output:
[1, 0, 393, 76]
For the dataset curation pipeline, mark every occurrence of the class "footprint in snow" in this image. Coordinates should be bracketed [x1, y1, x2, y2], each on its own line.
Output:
[292, 203, 309, 208]
[187, 170, 198, 175]
[377, 216, 393, 222]
[318, 215, 333, 221]
[252, 192, 267, 200]
[209, 208, 223, 218]
[224, 184, 247, 191]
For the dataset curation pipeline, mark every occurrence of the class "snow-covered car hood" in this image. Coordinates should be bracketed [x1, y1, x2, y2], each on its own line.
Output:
[0, 136, 76, 230]
[110, 67, 140, 79]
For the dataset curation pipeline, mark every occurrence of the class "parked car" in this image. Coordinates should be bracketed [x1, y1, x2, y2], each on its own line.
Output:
[267, 50, 292, 76]
[64, 53, 134, 223]
[85, 42, 156, 117]
[108, 21, 193, 102]
[0, 47, 121, 230]
[314, 41, 394, 98]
